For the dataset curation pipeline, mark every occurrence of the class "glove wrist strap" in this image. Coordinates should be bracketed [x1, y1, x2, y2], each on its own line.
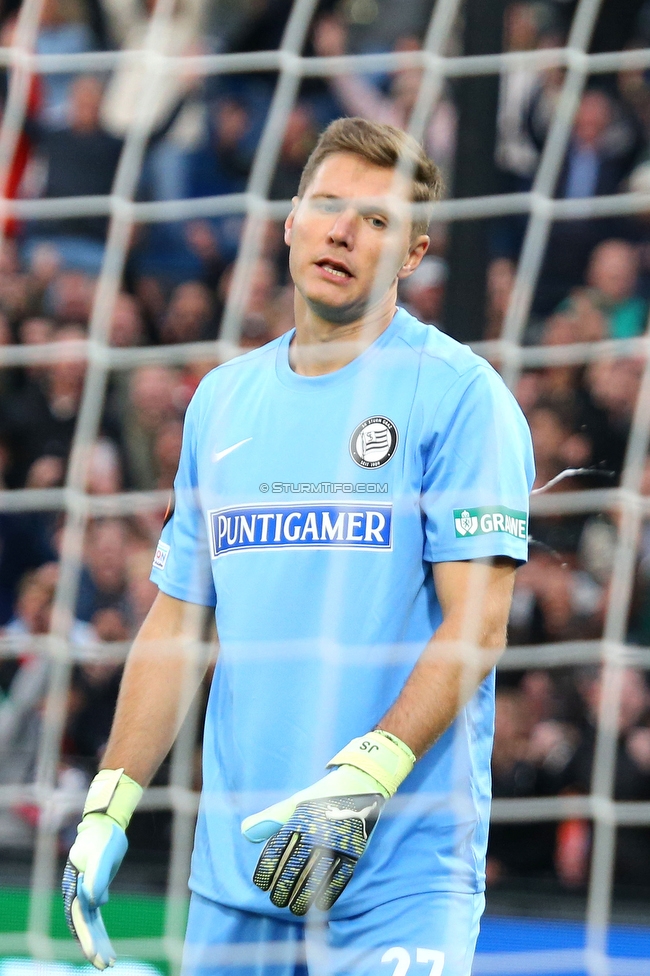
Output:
[83, 768, 143, 832]
[326, 730, 416, 797]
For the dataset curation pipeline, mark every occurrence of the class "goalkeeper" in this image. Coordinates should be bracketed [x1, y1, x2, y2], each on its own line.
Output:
[64, 118, 534, 976]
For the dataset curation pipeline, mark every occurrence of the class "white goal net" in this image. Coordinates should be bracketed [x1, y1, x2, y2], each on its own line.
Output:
[1, 0, 650, 974]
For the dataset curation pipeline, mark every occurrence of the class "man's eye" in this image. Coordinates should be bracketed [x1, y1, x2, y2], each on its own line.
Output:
[314, 200, 341, 213]
[368, 216, 387, 229]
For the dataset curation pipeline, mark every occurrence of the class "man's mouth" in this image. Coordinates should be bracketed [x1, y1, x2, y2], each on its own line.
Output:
[316, 259, 353, 279]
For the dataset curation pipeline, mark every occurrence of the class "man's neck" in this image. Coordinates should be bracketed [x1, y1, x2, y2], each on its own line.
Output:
[290, 290, 397, 376]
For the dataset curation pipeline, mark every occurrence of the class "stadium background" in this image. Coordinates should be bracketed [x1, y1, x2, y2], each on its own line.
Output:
[1, 0, 650, 973]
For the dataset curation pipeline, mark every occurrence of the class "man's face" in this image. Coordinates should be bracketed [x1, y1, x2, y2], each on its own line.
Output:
[285, 152, 428, 325]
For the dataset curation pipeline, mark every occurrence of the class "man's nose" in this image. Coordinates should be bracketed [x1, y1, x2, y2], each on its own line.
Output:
[327, 208, 358, 247]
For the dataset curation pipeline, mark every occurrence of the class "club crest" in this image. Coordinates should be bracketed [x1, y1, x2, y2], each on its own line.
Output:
[350, 417, 398, 469]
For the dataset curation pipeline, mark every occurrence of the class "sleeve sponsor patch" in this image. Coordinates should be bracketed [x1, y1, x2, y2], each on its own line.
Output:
[454, 507, 527, 540]
[153, 540, 171, 570]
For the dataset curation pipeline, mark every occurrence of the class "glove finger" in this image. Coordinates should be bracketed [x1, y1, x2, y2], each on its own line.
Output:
[62, 860, 80, 938]
[68, 871, 117, 969]
[269, 835, 329, 910]
[81, 825, 128, 906]
[287, 848, 336, 917]
[252, 825, 300, 891]
[314, 857, 356, 913]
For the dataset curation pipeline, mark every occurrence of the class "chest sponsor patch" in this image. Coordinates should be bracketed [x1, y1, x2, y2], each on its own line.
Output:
[454, 506, 528, 540]
[209, 503, 392, 557]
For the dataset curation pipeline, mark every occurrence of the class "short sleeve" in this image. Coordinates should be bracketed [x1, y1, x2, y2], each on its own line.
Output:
[421, 365, 535, 565]
[150, 393, 216, 607]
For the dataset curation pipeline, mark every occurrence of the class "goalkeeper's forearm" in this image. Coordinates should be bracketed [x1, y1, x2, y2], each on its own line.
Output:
[102, 591, 212, 787]
[378, 558, 516, 758]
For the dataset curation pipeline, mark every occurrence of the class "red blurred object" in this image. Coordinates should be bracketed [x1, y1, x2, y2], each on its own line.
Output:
[2, 71, 42, 237]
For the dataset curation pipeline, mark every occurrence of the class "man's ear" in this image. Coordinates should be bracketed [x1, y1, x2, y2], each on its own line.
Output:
[284, 197, 300, 246]
[397, 235, 430, 280]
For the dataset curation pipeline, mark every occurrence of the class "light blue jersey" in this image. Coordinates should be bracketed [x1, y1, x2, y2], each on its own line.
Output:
[150, 308, 534, 918]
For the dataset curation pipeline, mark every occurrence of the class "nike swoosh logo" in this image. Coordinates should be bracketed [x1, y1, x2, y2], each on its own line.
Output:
[212, 438, 252, 463]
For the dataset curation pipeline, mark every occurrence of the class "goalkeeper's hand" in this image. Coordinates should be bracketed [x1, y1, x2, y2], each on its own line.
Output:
[241, 730, 415, 916]
[62, 768, 143, 970]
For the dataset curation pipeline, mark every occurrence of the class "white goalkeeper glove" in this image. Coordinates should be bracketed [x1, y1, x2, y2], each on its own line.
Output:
[242, 730, 415, 915]
[62, 768, 143, 970]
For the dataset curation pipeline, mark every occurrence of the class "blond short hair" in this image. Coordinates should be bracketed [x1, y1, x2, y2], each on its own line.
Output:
[298, 117, 443, 237]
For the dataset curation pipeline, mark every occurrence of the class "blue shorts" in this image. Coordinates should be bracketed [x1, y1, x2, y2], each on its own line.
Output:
[181, 890, 485, 976]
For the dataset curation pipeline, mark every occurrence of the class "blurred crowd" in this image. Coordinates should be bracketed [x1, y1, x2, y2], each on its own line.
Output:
[0, 0, 650, 892]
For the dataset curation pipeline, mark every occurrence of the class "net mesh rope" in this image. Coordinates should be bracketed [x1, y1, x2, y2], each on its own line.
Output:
[0, 0, 649, 971]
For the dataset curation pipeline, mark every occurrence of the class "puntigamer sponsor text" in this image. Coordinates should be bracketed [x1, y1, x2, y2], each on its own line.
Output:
[209, 503, 392, 557]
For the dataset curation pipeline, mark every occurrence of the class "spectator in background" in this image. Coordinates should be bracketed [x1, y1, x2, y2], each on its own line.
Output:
[0, 240, 30, 328]
[495, 2, 553, 191]
[100, 0, 208, 205]
[0, 566, 57, 798]
[559, 667, 650, 887]
[23, 74, 191, 274]
[185, 98, 252, 270]
[160, 281, 215, 344]
[46, 269, 95, 325]
[187, 97, 252, 199]
[36, 0, 95, 130]
[269, 105, 318, 201]
[491, 2, 562, 258]
[24, 244, 62, 317]
[45, 271, 95, 326]
[184, 218, 228, 290]
[109, 291, 145, 348]
[533, 88, 644, 315]
[0, 562, 96, 849]
[586, 238, 648, 337]
[76, 519, 131, 625]
[583, 355, 643, 477]
[23, 76, 122, 274]
[215, 257, 279, 347]
[0, 504, 56, 627]
[509, 550, 604, 645]
[487, 687, 559, 883]
[19, 316, 55, 363]
[528, 400, 592, 494]
[1, 324, 86, 487]
[153, 420, 184, 489]
[119, 365, 180, 490]
[85, 438, 123, 495]
[535, 299, 605, 401]
[312, 16, 456, 185]
[528, 398, 592, 570]
[2, 562, 94, 655]
[68, 607, 128, 763]
[534, 89, 643, 201]
[617, 42, 650, 139]
[485, 258, 516, 339]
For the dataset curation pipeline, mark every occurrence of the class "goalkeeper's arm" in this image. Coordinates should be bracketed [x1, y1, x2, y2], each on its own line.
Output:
[63, 591, 212, 969]
[243, 557, 516, 915]
[378, 556, 516, 756]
